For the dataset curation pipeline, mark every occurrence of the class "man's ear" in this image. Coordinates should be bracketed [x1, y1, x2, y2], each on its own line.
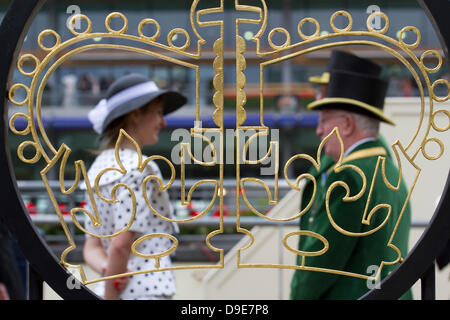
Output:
[342, 113, 355, 136]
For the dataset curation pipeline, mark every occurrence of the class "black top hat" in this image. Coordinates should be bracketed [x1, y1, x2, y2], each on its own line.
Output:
[328, 50, 382, 76]
[88, 74, 187, 134]
[307, 50, 394, 126]
[308, 50, 381, 85]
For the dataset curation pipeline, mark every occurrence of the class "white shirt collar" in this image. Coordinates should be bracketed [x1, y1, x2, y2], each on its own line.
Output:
[344, 137, 377, 158]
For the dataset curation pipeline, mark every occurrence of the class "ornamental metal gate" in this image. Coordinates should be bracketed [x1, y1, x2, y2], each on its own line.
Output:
[0, 0, 449, 300]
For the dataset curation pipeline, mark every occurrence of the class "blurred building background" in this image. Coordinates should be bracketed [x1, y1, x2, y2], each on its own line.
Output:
[3, 0, 448, 180]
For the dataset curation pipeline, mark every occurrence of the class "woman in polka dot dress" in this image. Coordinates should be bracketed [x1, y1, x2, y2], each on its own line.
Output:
[81, 74, 186, 300]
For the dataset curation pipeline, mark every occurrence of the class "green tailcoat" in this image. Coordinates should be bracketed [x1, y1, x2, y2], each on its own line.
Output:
[290, 139, 412, 300]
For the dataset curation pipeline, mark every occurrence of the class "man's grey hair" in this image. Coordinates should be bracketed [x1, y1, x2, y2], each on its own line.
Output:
[350, 112, 380, 137]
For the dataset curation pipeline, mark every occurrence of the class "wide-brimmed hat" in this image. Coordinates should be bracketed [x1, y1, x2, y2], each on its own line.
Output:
[88, 73, 187, 134]
[307, 50, 395, 125]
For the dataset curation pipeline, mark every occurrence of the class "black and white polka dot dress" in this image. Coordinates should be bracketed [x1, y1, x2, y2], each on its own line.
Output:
[81, 148, 178, 300]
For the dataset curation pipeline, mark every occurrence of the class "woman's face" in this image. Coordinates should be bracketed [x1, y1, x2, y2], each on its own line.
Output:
[133, 100, 167, 147]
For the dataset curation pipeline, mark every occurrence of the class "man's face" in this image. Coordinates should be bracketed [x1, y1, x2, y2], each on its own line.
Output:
[316, 109, 348, 161]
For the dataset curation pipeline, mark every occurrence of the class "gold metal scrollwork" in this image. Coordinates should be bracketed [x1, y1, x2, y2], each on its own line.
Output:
[231, 0, 448, 283]
[8, 0, 449, 288]
[9, 1, 227, 286]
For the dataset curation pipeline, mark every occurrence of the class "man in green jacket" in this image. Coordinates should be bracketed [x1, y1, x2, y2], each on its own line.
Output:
[290, 51, 412, 300]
